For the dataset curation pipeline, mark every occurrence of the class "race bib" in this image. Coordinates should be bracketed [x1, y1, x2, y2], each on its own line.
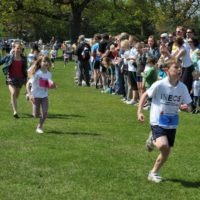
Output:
[159, 113, 179, 127]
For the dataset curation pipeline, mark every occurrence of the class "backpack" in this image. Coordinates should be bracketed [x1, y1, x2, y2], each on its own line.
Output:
[81, 45, 90, 60]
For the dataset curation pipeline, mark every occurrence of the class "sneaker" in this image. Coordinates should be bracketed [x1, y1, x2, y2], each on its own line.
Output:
[148, 172, 163, 183]
[146, 131, 154, 152]
[126, 99, 137, 105]
[134, 102, 139, 106]
[121, 97, 127, 102]
[36, 127, 44, 134]
[123, 100, 129, 103]
[101, 88, 110, 94]
[13, 113, 20, 119]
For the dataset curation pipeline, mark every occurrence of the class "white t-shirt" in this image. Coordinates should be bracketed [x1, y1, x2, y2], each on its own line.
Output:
[147, 77, 192, 129]
[50, 50, 57, 59]
[123, 49, 137, 72]
[181, 45, 193, 68]
[28, 53, 36, 64]
[41, 49, 49, 57]
[193, 80, 200, 97]
[30, 69, 52, 98]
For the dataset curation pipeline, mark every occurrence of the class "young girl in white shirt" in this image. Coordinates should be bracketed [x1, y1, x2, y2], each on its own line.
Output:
[26, 55, 56, 134]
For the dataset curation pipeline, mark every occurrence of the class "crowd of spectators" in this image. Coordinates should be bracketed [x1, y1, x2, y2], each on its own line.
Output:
[73, 26, 200, 114]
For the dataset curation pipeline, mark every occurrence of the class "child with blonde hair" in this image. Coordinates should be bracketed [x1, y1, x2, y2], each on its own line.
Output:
[26, 55, 56, 133]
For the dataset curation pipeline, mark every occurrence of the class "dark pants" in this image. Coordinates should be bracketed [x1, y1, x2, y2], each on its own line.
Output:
[115, 64, 125, 95]
[78, 60, 90, 86]
[181, 66, 193, 92]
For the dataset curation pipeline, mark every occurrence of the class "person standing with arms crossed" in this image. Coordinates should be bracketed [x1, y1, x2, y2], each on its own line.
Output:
[137, 59, 192, 183]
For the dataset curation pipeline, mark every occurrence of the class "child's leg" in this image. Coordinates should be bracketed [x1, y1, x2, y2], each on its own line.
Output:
[8, 85, 19, 115]
[51, 59, 55, 68]
[38, 97, 48, 129]
[32, 98, 41, 118]
[64, 58, 67, 67]
[192, 96, 197, 113]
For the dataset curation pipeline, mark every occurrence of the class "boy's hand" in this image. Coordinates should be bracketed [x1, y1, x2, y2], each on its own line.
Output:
[137, 113, 145, 123]
[179, 104, 189, 111]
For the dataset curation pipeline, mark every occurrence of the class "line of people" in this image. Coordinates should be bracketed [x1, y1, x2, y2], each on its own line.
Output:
[74, 26, 200, 113]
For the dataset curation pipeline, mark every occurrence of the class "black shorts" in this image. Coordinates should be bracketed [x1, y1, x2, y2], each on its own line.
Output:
[127, 71, 138, 91]
[100, 64, 107, 73]
[6, 76, 27, 88]
[151, 125, 176, 147]
[93, 60, 100, 70]
[136, 75, 143, 82]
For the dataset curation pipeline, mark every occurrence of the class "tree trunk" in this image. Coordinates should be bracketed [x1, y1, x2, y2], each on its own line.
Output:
[70, 10, 82, 43]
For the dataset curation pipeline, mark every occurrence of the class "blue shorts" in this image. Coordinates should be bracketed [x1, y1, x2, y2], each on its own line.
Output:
[151, 125, 176, 147]
[136, 75, 143, 82]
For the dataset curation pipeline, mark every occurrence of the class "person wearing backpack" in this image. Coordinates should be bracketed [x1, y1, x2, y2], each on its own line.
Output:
[76, 35, 91, 86]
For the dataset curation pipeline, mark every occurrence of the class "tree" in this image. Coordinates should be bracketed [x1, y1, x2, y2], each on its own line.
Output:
[152, 0, 200, 32]
[0, 0, 200, 42]
[0, 0, 91, 42]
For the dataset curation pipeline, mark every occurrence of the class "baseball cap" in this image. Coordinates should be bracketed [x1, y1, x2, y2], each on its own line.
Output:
[160, 33, 168, 38]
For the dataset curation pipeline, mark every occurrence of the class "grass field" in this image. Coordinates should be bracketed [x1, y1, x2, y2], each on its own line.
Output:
[0, 58, 199, 200]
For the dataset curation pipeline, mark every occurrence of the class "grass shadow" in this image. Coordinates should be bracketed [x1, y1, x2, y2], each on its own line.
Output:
[21, 113, 84, 119]
[21, 113, 34, 118]
[47, 113, 84, 119]
[167, 178, 200, 188]
[47, 130, 100, 136]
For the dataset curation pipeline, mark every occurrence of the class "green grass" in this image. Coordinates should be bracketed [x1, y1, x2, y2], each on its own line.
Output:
[0, 59, 199, 200]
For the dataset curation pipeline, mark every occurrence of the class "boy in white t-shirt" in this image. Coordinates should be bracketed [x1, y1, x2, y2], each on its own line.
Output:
[137, 58, 192, 183]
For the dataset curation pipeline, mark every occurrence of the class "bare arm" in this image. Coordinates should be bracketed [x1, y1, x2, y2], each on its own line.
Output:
[26, 79, 35, 103]
[137, 91, 149, 123]
[172, 48, 186, 60]
[180, 103, 192, 112]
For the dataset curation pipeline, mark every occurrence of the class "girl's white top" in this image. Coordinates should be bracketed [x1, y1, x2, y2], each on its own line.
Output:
[29, 69, 52, 98]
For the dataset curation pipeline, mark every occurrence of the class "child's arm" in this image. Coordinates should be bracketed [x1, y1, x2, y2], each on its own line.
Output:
[180, 103, 192, 112]
[26, 79, 35, 103]
[26, 80, 31, 96]
[137, 91, 148, 123]
[48, 79, 57, 89]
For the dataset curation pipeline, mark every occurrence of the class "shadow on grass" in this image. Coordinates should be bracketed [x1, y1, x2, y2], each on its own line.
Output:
[167, 179, 200, 188]
[47, 130, 100, 136]
[21, 113, 84, 119]
[21, 113, 34, 118]
[48, 113, 84, 119]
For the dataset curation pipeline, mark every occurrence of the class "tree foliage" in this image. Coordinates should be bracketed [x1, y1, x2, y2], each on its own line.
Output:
[0, 0, 199, 42]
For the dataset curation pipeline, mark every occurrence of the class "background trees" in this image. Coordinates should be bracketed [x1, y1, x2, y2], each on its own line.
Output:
[0, 0, 200, 42]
